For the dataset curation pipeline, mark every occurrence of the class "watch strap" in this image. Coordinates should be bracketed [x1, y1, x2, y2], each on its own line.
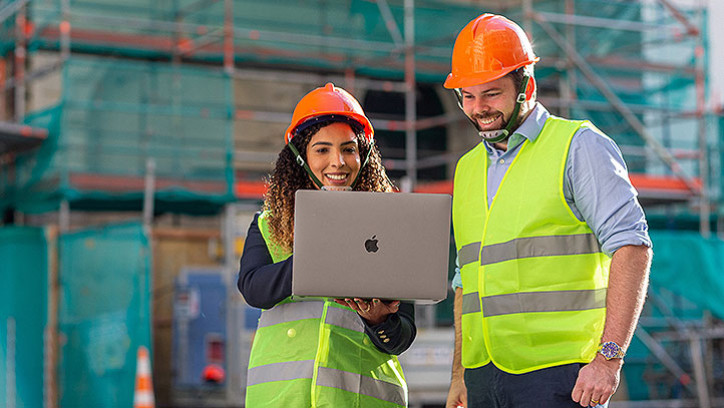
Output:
[598, 341, 626, 360]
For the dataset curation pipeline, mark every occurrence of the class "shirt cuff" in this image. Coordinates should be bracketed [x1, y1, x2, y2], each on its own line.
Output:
[601, 230, 652, 256]
[451, 268, 462, 290]
[366, 311, 401, 333]
[365, 312, 402, 352]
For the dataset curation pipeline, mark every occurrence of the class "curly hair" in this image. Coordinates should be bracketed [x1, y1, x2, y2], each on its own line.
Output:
[263, 121, 395, 252]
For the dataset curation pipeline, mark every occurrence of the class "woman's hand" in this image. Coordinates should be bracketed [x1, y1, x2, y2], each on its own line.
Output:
[335, 298, 401, 325]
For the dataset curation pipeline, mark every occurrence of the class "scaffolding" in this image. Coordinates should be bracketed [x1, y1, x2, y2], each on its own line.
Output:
[0, 0, 722, 406]
[0, 0, 716, 217]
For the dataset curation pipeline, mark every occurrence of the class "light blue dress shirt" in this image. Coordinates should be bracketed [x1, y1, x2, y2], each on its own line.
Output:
[451, 103, 651, 290]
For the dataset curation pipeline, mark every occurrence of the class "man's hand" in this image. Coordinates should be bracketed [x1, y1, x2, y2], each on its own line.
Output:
[445, 377, 467, 408]
[572, 244, 650, 406]
[571, 355, 622, 406]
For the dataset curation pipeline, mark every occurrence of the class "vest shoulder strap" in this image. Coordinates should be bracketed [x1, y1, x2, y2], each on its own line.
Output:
[257, 211, 292, 263]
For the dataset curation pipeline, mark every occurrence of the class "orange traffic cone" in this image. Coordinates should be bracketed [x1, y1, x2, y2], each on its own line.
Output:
[133, 346, 155, 408]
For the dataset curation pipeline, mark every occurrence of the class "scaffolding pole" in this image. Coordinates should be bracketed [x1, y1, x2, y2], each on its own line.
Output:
[530, 11, 702, 197]
[695, 12, 710, 237]
[404, 0, 417, 191]
[14, 7, 26, 122]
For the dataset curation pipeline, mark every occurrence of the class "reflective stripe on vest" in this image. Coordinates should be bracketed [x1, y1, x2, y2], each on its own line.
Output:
[258, 300, 323, 327]
[457, 242, 481, 267]
[482, 288, 607, 317]
[462, 292, 481, 314]
[453, 116, 611, 374]
[248, 211, 407, 407]
[463, 288, 607, 317]
[248, 360, 315, 386]
[317, 366, 407, 406]
[258, 300, 364, 333]
[459, 233, 602, 316]
[481, 233, 601, 265]
[458, 233, 600, 269]
[248, 361, 406, 405]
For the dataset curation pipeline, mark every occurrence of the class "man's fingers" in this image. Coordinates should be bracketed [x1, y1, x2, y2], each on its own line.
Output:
[571, 380, 583, 403]
[572, 380, 597, 406]
[590, 389, 610, 406]
[579, 390, 593, 407]
[596, 391, 612, 406]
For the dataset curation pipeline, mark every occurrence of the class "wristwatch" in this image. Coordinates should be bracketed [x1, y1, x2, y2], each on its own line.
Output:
[597, 341, 626, 360]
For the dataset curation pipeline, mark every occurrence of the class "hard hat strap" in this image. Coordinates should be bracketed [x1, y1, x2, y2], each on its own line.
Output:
[287, 141, 325, 189]
[287, 139, 374, 190]
[453, 88, 464, 110]
[493, 73, 531, 142]
[454, 72, 531, 144]
[349, 140, 375, 188]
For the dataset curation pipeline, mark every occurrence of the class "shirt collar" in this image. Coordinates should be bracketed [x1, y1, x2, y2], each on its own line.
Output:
[516, 102, 549, 142]
[482, 102, 549, 150]
[481, 103, 547, 158]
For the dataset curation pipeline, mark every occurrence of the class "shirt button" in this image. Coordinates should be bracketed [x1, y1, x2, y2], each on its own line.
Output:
[363, 337, 371, 346]
[287, 328, 296, 338]
[498, 159, 505, 164]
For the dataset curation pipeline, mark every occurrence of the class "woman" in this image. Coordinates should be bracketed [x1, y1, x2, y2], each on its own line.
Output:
[238, 83, 416, 407]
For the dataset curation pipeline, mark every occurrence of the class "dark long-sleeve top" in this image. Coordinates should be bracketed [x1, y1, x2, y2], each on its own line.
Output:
[238, 212, 416, 355]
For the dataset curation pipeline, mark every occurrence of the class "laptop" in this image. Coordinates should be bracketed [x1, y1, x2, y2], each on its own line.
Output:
[292, 190, 451, 304]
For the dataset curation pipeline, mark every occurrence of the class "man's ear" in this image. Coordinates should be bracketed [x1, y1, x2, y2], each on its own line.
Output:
[525, 77, 536, 100]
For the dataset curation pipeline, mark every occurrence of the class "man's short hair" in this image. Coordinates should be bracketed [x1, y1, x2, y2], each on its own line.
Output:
[507, 65, 536, 100]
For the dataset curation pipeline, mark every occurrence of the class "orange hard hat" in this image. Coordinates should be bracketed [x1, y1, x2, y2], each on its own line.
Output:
[285, 83, 374, 144]
[444, 14, 539, 89]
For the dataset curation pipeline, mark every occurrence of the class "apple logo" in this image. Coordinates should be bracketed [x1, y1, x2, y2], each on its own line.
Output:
[364, 235, 379, 253]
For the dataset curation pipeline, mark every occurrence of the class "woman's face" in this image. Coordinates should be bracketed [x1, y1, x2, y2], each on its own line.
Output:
[306, 122, 361, 189]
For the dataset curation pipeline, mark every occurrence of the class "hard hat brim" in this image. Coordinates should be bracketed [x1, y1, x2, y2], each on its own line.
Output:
[285, 112, 373, 144]
[443, 58, 539, 89]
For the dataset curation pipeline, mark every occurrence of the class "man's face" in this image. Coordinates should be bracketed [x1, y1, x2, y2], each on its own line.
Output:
[460, 75, 518, 132]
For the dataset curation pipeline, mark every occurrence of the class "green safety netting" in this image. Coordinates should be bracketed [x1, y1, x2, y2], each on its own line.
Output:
[0, 227, 47, 408]
[648, 230, 724, 319]
[23, 0, 482, 82]
[0, 1, 703, 198]
[1, 54, 235, 215]
[58, 222, 151, 408]
[18, 0, 700, 86]
[18, 0, 659, 82]
[8, 0, 701, 178]
[622, 230, 724, 400]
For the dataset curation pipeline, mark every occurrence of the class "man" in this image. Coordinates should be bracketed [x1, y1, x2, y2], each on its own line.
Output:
[444, 14, 652, 408]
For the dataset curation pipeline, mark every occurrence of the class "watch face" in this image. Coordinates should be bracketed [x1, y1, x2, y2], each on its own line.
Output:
[600, 341, 620, 359]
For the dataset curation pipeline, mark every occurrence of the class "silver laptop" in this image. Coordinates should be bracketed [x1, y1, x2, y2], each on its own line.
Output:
[292, 190, 451, 303]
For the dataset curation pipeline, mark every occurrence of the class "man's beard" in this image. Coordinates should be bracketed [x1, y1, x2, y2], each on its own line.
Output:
[471, 108, 528, 135]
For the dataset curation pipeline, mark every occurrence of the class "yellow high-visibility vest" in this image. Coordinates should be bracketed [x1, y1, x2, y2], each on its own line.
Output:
[245, 211, 407, 407]
[453, 116, 611, 374]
